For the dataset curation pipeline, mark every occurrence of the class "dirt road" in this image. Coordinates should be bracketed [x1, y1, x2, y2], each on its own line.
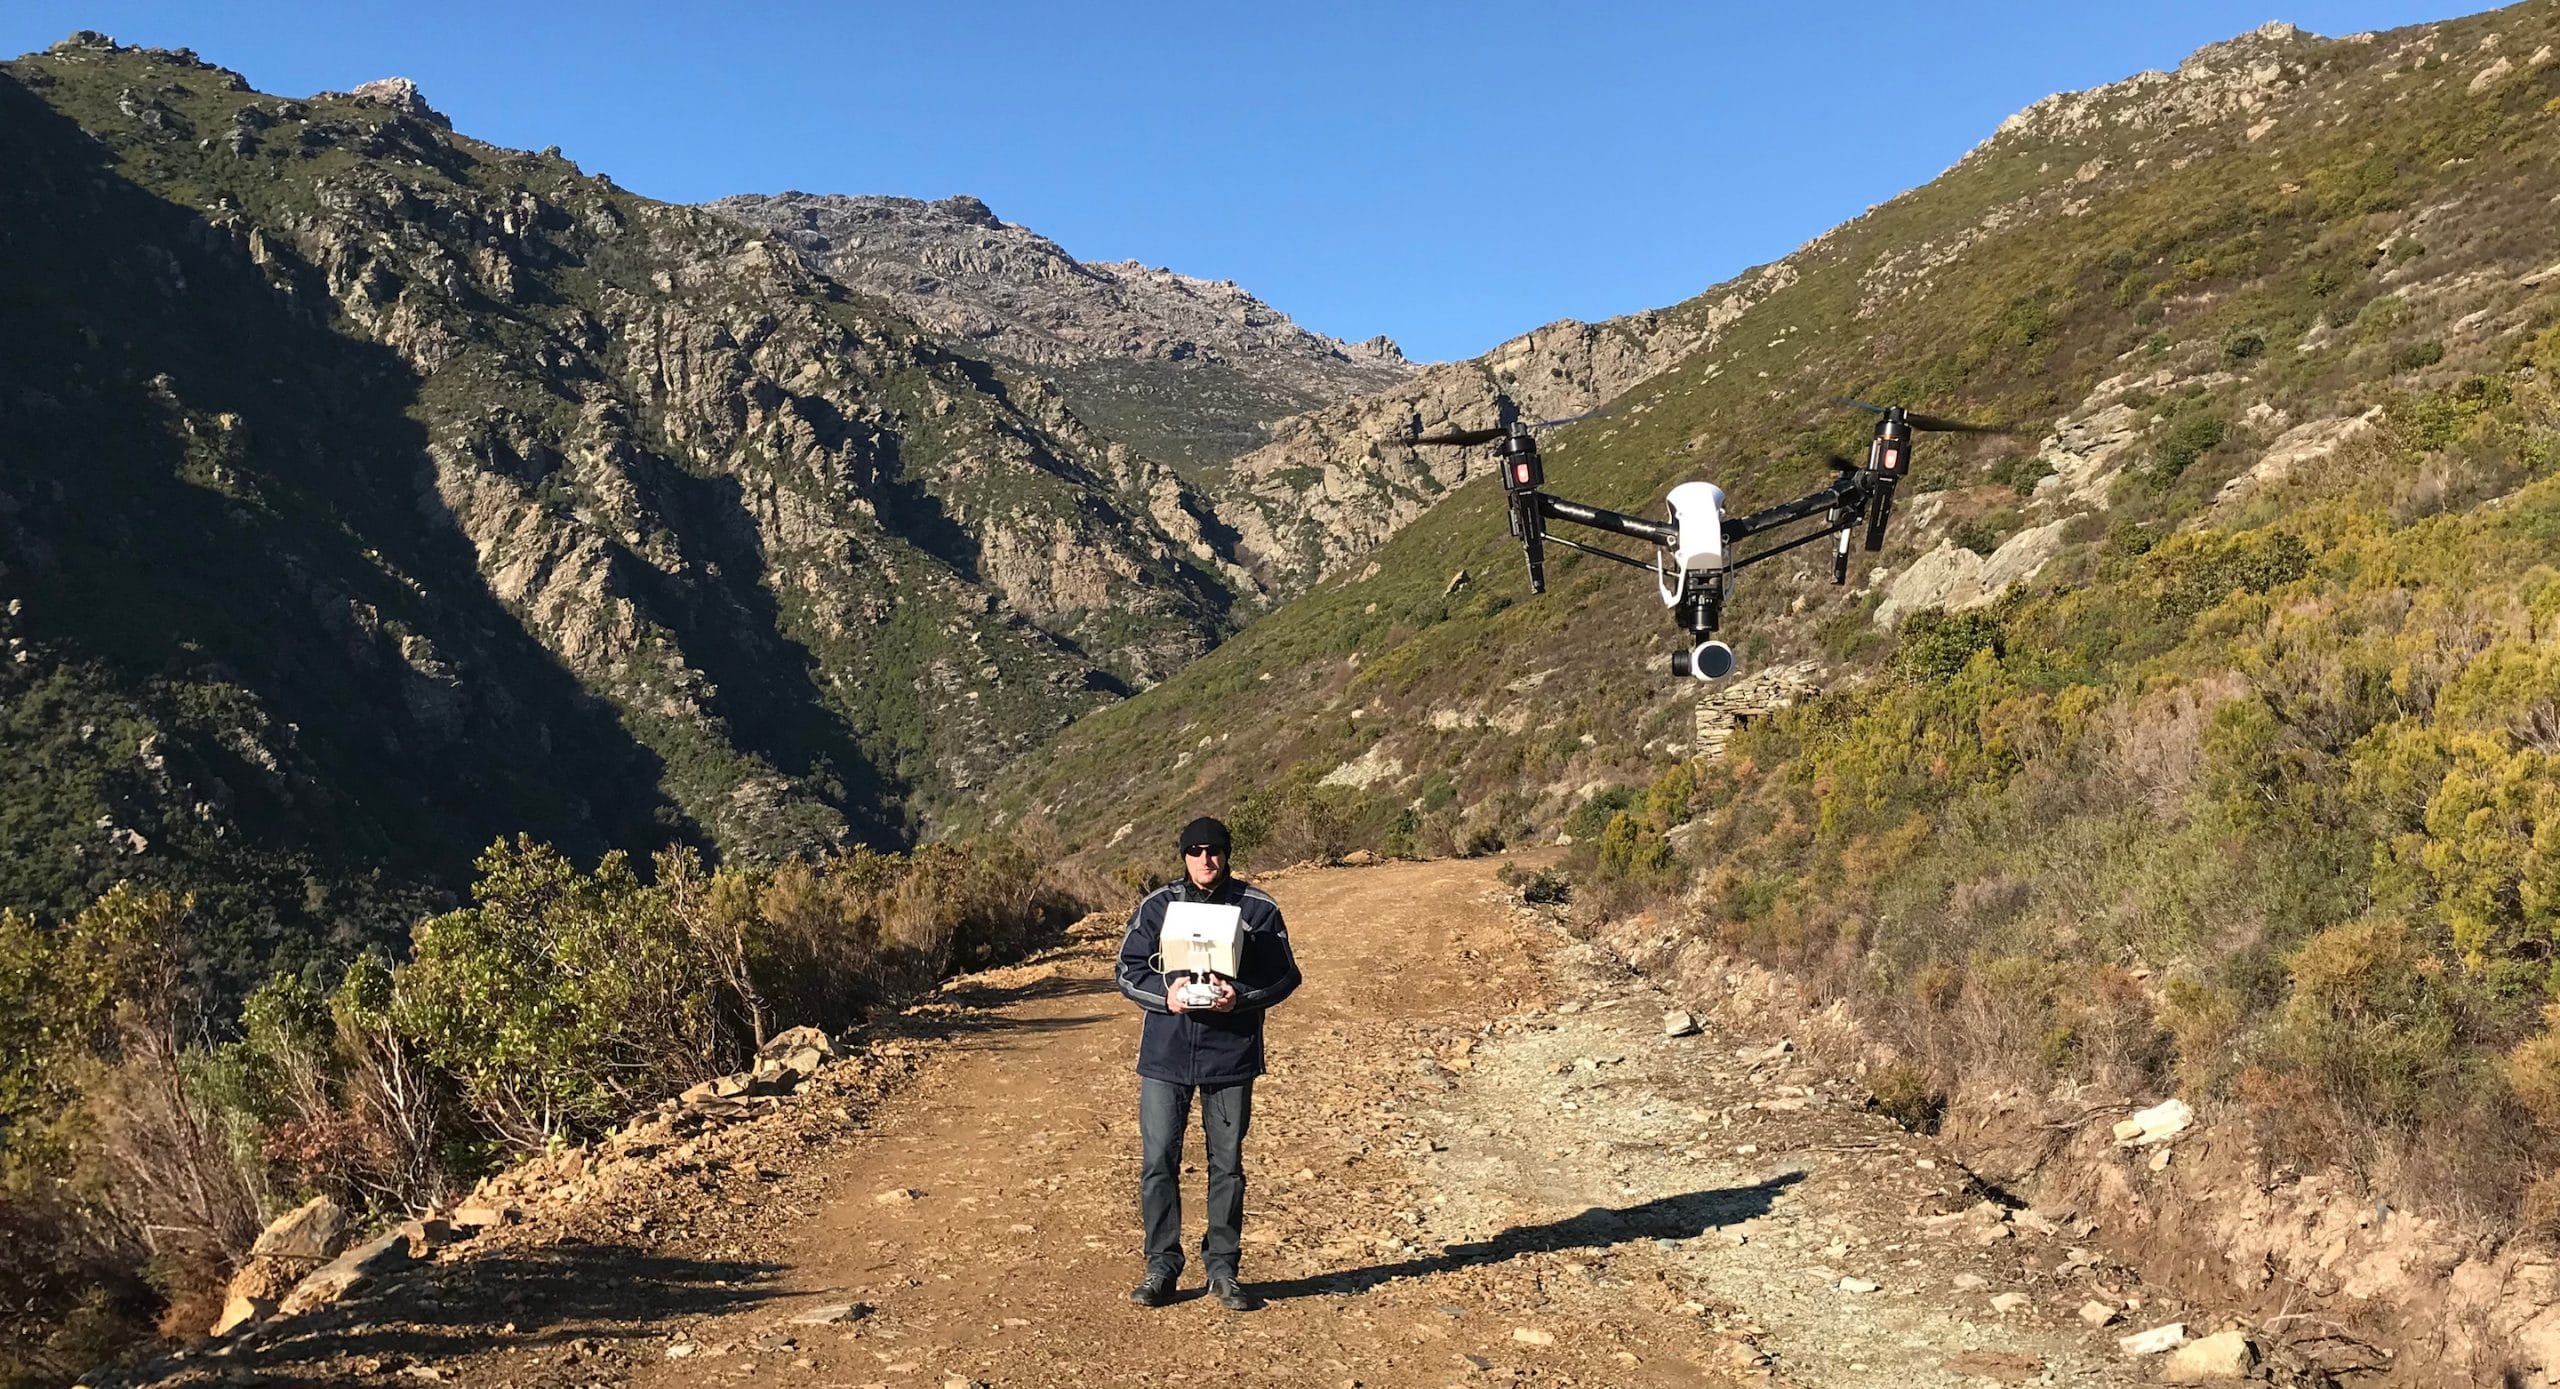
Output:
[160, 858, 2232, 1387]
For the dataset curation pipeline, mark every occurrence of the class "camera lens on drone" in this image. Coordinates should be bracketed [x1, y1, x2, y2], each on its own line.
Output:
[1671, 641, 1735, 682]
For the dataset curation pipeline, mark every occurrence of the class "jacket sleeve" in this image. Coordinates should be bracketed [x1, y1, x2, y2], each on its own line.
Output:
[1232, 901, 1301, 1012]
[1116, 891, 1172, 1014]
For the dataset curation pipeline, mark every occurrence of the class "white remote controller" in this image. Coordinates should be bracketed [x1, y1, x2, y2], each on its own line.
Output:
[1177, 978, 1221, 1009]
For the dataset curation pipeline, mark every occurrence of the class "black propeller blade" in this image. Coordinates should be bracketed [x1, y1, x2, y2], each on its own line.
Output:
[1406, 425, 1506, 447]
[1906, 412, 2011, 435]
[1404, 408, 1598, 448]
[1839, 399, 2011, 434]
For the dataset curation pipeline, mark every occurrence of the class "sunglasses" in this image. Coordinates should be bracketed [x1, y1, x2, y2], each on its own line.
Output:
[1183, 845, 1226, 858]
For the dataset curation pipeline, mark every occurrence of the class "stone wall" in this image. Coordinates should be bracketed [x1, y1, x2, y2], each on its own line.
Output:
[1693, 660, 1822, 759]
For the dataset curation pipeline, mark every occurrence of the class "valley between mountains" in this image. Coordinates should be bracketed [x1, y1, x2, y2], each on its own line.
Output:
[135, 859, 2280, 1389]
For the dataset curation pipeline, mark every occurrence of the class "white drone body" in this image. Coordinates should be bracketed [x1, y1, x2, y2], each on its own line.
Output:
[1655, 481, 1728, 605]
[1658, 482, 1736, 681]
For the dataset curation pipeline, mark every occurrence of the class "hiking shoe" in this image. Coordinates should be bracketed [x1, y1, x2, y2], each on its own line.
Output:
[1128, 1271, 1177, 1307]
[1207, 1275, 1254, 1312]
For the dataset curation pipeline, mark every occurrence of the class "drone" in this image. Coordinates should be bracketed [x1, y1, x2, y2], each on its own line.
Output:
[1402, 395, 2002, 681]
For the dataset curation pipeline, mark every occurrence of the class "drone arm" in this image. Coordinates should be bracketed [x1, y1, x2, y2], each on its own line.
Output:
[1534, 494, 1679, 547]
[1730, 517, 1862, 573]
[1723, 477, 1860, 546]
[1539, 532, 1657, 570]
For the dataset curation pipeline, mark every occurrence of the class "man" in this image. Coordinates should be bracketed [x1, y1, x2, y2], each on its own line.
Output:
[1114, 816, 1301, 1312]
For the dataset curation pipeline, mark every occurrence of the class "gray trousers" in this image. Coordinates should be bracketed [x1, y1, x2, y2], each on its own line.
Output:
[1138, 1077, 1253, 1279]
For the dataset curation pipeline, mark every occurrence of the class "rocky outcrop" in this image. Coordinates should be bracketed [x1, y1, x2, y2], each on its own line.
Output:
[2215, 411, 2381, 505]
[1873, 520, 2070, 628]
[708, 193, 1413, 474]
[1968, 21, 2316, 158]
[1212, 266, 1796, 593]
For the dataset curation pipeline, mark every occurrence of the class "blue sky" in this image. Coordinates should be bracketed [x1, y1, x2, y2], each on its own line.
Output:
[3, 2, 2484, 361]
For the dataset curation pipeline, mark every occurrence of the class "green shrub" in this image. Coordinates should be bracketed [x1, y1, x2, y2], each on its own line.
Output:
[1950, 508, 2022, 556]
[1593, 810, 1682, 898]
[1988, 453, 2056, 496]
[393, 838, 725, 1148]
[2393, 340, 2445, 372]
[1867, 1062, 1946, 1133]
[2142, 528, 2311, 628]
[2152, 411, 2227, 480]
[1563, 785, 1640, 842]
[1497, 861, 1572, 905]
[1895, 609, 2004, 682]
[1645, 761, 1701, 831]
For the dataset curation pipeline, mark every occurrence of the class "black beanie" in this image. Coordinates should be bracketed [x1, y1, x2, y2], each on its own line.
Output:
[1178, 816, 1232, 855]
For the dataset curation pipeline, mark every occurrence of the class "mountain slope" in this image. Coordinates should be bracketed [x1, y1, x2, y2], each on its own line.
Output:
[0, 37, 1247, 977]
[709, 191, 1413, 478]
[985, 12, 2560, 857]
[977, 4, 2560, 1316]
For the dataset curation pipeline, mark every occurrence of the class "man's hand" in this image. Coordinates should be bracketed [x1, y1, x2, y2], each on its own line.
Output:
[1163, 976, 1236, 1013]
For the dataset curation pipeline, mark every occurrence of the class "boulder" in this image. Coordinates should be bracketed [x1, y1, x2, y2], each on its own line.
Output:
[398, 1216, 453, 1258]
[2112, 1098, 2194, 1147]
[2161, 1330, 2255, 1382]
[760, 1025, 838, 1060]
[1973, 519, 2070, 602]
[450, 1201, 520, 1230]
[2216, 413, 2376, 504]
[210, 1292, 268, 1337]
[2118, 1322, 2187, 1355]
[1662, 1010, 1701, 1038]
[2031, 401, 2148, 507]
[1874, 543, 1986, 627]
[222, 1253, 306, 1306]
[276, 1230, 409, 1317]
[347, 77, 449, 127]
[250, 1195, 348, 1262]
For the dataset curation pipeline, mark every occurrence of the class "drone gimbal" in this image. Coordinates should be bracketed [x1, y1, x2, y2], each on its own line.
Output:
[1405, 396, 1996, 680]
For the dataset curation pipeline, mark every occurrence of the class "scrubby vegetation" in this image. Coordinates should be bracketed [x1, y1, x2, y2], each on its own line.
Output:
[0, 833, 1091, 1385]
[1688, 354, 2560, 1225]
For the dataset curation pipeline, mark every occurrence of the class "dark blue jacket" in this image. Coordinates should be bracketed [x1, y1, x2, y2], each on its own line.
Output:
[1115, 875, 1300, 1086]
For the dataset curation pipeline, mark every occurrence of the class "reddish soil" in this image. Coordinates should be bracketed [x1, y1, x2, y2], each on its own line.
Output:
[135, 857, 2244, 1388]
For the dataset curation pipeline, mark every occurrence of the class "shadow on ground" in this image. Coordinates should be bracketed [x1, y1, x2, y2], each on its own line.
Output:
[1253, 1171, 1808, 1302]
[886, 970, 1116, 1045]
[195, 1244, 787, 1386]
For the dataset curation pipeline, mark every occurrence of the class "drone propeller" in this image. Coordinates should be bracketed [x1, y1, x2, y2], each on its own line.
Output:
[1403, 401, 1599, 447]
[1838, 399, 2012, 434]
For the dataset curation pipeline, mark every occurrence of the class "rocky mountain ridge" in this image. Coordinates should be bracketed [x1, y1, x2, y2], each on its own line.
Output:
[709, 191, 1413, 476]
[1211, 268, 1792, 592]
[0, 35, 1260, 967]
